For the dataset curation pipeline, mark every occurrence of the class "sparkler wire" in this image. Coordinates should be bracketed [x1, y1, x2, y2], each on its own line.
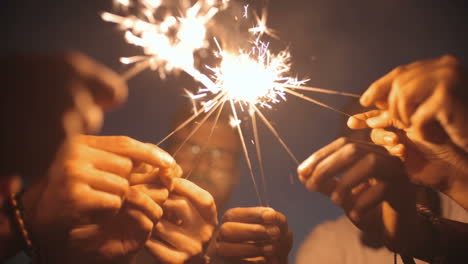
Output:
[229, 99, 263, 206]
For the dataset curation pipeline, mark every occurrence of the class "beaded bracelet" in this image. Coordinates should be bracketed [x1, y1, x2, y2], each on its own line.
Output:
[7, 191, 38, 261]
[416, 204, 446, 264]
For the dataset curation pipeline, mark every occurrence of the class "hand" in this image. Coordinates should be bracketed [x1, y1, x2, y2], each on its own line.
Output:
[212, 207, 292, 264]
[348, 110, 468, 197]
[1, 52, 128, 181]
[297, 137, 424, 252]
[146, 178, 217, 264]
[22, 135, 180, 264]
[360, 55, 468, 152]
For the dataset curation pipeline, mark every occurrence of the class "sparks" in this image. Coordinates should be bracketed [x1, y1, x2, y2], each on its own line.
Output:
[102, 0, 360, 206]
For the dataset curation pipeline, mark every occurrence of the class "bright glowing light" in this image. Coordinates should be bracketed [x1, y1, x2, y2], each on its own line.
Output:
[102, 0, 220, 79]
[103, 0, 360, 206]
[206, 43, 303, 106]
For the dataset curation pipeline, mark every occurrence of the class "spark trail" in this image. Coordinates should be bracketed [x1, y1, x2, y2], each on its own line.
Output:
[103, 0, 360, 206]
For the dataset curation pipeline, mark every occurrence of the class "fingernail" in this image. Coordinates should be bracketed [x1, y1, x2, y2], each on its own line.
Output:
[266, 226, 280, 240]
[163, 154, 175, 167]
[384, 135, 395, 144]
[297, 163, 307, 174]
[263, 245, 274, 256]
[347, 117, 357, 129]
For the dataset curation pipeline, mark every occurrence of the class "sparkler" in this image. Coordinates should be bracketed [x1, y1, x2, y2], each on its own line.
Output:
[103, 0, 360, 205]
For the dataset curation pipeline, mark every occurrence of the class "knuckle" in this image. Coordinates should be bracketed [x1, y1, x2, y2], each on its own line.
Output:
[141, 218, 154, 234]
[336, 137, 349, 146]
[392, 77, 405, 90]
[222, 210, 235, 222]
[440, 54, 459, 65]
[116, 135, 134, 147]
[393, 65, 406, 75]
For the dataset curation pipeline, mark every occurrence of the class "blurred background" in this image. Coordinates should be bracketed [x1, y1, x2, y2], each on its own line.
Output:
[2, 0, 467, 262]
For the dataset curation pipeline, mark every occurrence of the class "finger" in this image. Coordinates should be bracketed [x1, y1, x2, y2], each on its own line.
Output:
[172, 178, 217, 225]
[261, 210, 288, 232]
[222, 207, 275, 224]
[391, 74, 434, 127]
[306, 177, 338, 196]
[307, 143, 365, 191]
[331, 154, 378, 205]
[158, 162, 183, 191]
[82, 136, 175, 169]
[370, 129, 399, 146]
[132, 184, 169, 205]
[125, 187, 163, 223]
[162, 195, 196, 224]
[349, 181, 386, 222]
[146, 239, 189, 264]
[383, 144, 406, 158]
[64, 51, 128, 109]
[73, 88, 103, 134]
[215, 241, 270, 258]
[388, 85, 403, 128]
[77, 141, 133, 177]
[298, 137, 350, 180]
[70, 183, 123, 215]
[347, 110, 382, 129]
[366, 111, 394, 128]
[122, 207, 154, 242]
[219, 222, 279, 242]
[154, 220, 203, 256]
[411, 90, 443, 141]
[82, 167, 129, 197]
[436, 94, 468, 152]
[132, 163, 154, 173]
[129, 168, 161, 185]
[361, 66, 404, 107]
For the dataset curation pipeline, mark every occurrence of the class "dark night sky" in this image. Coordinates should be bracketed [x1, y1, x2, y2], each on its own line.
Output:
[2, 0, 468, 262]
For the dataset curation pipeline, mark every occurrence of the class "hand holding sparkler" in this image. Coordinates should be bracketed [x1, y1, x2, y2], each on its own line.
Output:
[146, 178, 217, 264]
[210, 207, 292, 264]
[348, 109, 468, 205]
[359, 55, 468, 153]
[296, 137, 442, 260]
[21, 135, 180, 264]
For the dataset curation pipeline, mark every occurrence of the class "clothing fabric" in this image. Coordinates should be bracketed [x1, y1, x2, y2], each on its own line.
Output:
[295, 193, 468, 264]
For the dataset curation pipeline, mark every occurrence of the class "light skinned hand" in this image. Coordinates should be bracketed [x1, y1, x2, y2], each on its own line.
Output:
[348, 110, 468, 191]
[22, 135, 180, 264]
[146, 178, 217, 264]
[212, 207, 292, 264]
[296, 137, 430, 255]
[359, 55, 468, 153]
